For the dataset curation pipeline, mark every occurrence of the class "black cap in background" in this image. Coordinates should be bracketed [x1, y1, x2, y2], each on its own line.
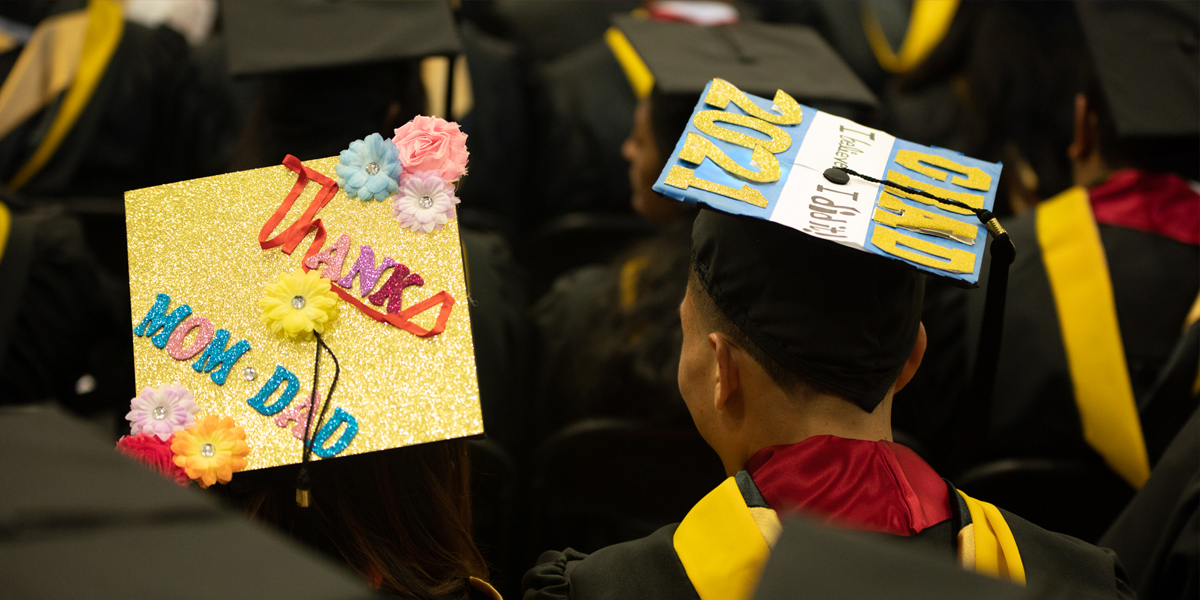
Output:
[223, 0, 462, 76]
[753, 516, 1103, 600]
[1076, 0, 1199, 138]
[610, 13, 878, 108]
[0, 405, 374, 599]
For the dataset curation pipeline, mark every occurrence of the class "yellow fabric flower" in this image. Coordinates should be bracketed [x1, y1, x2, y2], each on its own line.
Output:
[259, 269, 339, 340]
[171, 415, 250, 488]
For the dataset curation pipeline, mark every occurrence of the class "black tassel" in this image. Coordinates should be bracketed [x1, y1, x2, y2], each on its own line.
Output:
[291, 331, 340, 544]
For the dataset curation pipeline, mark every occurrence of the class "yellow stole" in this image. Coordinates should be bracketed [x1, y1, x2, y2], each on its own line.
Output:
[1036, 186, 1150, 488]
[0, 201, 10, 263]
[673, 476, 1025, 600]
[862, 0, 959, 73]
[2, 0, 124, 192]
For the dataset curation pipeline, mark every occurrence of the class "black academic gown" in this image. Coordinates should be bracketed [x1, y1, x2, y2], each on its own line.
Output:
[532, 220, 693, 434]
[523, 472, 1135, 600]
[1101, 409, 1199, 600]
[895, 201, 1200, 471]
[0, 22, 237, 197]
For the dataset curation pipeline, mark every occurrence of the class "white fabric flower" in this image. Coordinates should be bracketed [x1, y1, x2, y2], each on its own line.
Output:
[391, 172, 460, 234]
[125, 383, 199, 441]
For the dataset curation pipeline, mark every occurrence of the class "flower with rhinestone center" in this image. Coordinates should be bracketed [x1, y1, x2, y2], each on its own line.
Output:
[391, 172, 459, 234]
[125, 384, 199, 441]
[258, 269, 339, 340]
[335, 133, 403, 201]
[171, 415, 250, 488]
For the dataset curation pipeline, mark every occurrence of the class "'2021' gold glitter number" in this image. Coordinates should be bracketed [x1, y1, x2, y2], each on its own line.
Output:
[704, 77, 803, 126]
[692, 110, 791, 154]
[678, 133, 781, 184]
[664, 79, 799, 207]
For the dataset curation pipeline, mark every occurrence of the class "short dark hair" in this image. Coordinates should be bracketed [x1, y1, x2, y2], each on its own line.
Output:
[686, 266, 831, 401]
[1082, 71, 1200, 181]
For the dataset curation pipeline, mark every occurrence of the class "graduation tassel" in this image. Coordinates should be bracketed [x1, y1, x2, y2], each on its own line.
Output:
[292, 331, 340, 541]
[827, 167, 1017, 471]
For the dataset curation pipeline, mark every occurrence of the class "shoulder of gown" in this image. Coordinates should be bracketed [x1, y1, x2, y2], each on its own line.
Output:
[521, 524, 698, 600]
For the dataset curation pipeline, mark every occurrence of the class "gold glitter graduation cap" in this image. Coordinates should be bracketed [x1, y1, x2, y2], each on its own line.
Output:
[123, 123, 481, 476]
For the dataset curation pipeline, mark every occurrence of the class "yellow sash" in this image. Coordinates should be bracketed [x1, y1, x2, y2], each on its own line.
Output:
[673, 477, 1026, 598]
[863, 0, 959, 73]
[956, 490, 1026, 585]
[673, 477, 773, 600]
[0, 201, 10, 263]
[1189, 295, 1200, 396]
[0, 9, 90, 142]
[1036, 186, 1150, 488]
[5, 0, 124, 192]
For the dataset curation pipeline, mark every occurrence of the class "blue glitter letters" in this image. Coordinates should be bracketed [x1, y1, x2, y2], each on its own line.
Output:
[310, 407, 359, 458]
[191, 329, 252, 385]
[134, 293, 193, 348]
[247, 365, 300, 415]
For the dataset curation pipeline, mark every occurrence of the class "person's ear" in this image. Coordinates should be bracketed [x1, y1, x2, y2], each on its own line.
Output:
[1068, 93, 1097, 163]
[709, 333, 740, 412]
[893, 322, 927, 394]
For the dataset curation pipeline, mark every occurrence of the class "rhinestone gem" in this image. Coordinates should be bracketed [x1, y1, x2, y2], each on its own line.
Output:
[365, 162, 379, 175]
[201, 443, 214, 457]
[418, 195, 434, 209]
[153, 406, 167, 420]
[243, 367, 257, 381]
[291, 295, 306, 309]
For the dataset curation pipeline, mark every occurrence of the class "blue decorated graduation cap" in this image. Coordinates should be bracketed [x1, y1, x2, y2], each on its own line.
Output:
[652, 78, 1004, 285]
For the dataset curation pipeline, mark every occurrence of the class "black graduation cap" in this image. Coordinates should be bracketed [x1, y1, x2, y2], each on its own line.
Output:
[1076, 0, 1200, 137]
[0, 405, 375, 599]
[691, 209, 925, 412]
[609, 13, 878, 108]
[223, 0, 462, 76]
[753, 516, 1106, 600]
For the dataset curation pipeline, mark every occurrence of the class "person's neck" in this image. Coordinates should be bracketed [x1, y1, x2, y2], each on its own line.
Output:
[1072, 155, 1111, 189]
[721, 389, 894, 475]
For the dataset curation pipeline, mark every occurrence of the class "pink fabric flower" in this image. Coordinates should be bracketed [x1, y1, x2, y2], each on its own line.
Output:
[116, 434, 190, 486]
[125, 383, 199, 441]
[392, 172, 460, 233]
[392, 115, 469, 182]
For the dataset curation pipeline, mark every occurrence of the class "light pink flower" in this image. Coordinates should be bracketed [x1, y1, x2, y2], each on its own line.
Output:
[125, 384, 199, 441]
[392, 172, 460, 234]
[392, 115, 469, 182]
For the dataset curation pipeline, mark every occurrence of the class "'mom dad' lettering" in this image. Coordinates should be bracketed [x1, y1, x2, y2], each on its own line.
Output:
[134, 293, 250, 385]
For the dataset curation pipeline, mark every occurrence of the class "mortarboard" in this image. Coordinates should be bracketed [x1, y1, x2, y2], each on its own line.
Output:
[752, 516, 1104, 600]
[1076, 0, 1199, 138]
[120, 115, 480, 494]
[0, 405, 375, 599]
[222, 0, 462, 76]
[658, 78, 1014, 412]
[607, 13, 878, 110]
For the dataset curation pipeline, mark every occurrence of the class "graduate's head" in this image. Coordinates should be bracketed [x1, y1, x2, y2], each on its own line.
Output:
[611, 14, 876, 224]
[623, 91, 698, 224]
[244, 440, 489, 597]
[677, 210, 927, 473]
[1069, 1, 1199, 184]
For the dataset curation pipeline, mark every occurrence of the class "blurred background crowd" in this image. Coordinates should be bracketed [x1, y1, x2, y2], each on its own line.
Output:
[0, 1, 1195, 599]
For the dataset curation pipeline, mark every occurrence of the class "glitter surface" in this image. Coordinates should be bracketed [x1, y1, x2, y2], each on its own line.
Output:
[165, 316, 215, 360]
[125, 156, 483, 471]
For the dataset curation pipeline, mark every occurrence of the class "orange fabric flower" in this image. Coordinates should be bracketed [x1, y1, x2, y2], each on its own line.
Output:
[171, 415, 250, 488]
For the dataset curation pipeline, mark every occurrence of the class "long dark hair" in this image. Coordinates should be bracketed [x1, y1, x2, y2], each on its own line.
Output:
[246, 440, 488, 599]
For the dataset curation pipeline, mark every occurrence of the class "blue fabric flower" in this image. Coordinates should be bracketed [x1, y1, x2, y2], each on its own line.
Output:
[336, 133, 403, 201]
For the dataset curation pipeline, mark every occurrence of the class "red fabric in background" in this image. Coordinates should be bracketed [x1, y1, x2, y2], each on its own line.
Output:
[745, 436, 951, 536]
[1089, 169, 1200, 246]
